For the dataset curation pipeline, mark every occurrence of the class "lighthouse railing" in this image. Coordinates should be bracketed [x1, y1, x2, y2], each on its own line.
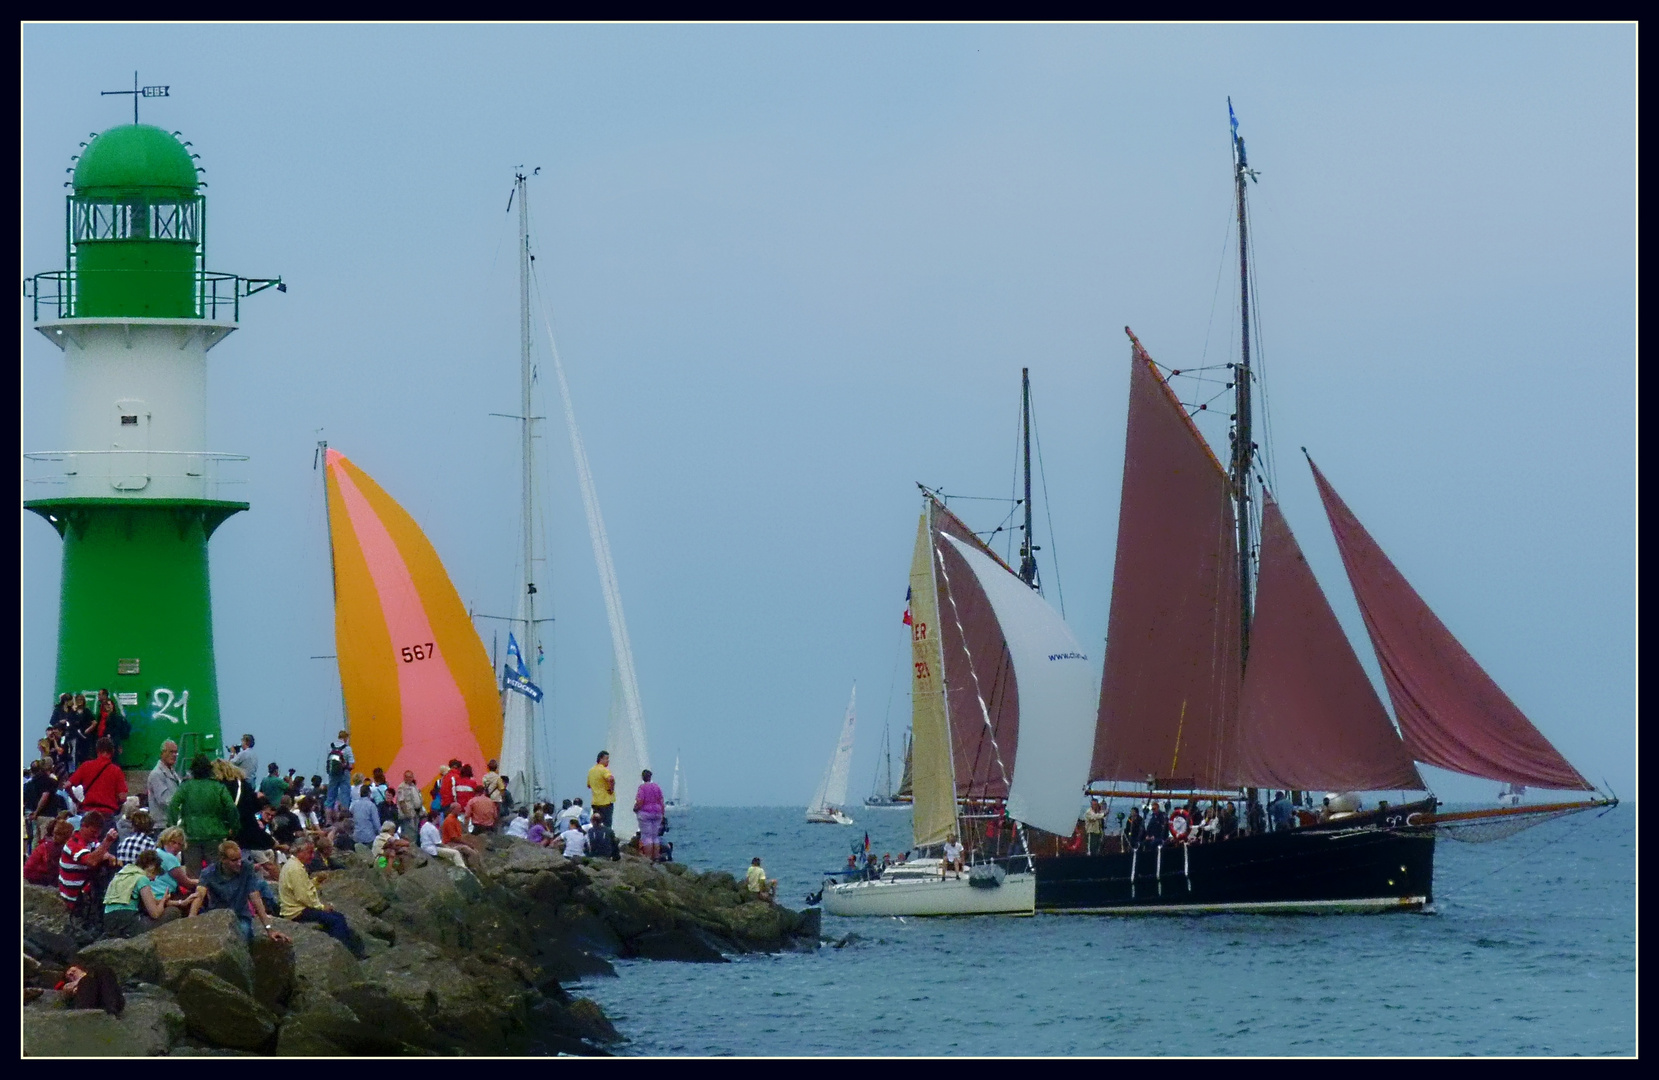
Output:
[24, 450, 249, 502]
[24, 270, 283, 322]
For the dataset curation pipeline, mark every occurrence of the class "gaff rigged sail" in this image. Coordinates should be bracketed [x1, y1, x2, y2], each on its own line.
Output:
[324, 449, 501, 786]
[1236, 493, 1424, 791]
[1093, 345, 1242, 789]
[1309, 458, 1592, 792]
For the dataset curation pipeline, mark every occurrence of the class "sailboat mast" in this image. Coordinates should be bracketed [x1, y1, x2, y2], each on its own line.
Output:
[1229, 100, 1256, 663]
[1019, 367, 1039, 589]
[516, 170, 540, 798]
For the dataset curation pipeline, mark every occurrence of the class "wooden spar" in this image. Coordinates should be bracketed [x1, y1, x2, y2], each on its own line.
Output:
[1413, 798, 1615, 826]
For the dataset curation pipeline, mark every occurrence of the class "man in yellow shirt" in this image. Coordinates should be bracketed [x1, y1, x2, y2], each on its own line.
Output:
[278, 837, 366, 958]
[586, 751, 616, 828]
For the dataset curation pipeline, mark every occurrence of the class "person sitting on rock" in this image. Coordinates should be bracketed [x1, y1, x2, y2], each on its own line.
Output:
[419, 807, 479, 874]
[26, 818, 73, 886]
[59, 809, 120, 920]
[745, 857, 777, 902]
[465, 783, 499, 834]
[504, 808, 530, 840]
[103, 849, 185, 937]
[198, 841, 289, 945]
[557, 817, 589, 858]
[113, 809, 159, 864]
[371, 820, 413, 871]
[279, 835, 368, 958]
[152, 827, 199, 901]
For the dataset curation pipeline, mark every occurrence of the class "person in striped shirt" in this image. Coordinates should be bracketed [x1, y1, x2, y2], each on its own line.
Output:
[58, 809, 119, 912]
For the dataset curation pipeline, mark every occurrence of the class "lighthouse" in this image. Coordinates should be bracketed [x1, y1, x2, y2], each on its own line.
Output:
[25, 119, 282, 769]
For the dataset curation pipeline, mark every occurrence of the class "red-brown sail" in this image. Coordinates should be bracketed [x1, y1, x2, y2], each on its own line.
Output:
[1237, 493, 1424, 791]
[930, 499, 1020, 798]
[1309, 458, 1592, 791]
[1092, 336, 1242, 788]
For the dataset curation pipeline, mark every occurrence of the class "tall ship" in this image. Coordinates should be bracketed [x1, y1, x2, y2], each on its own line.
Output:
[824, 103, 1613, 919]
[1031, 102, 1613, 913]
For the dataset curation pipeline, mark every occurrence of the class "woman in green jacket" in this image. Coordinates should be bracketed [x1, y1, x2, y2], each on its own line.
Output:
[167, 755, 239, 874]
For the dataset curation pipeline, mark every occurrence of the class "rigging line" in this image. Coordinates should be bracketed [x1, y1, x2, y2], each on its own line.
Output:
[1434, 806, 1603, 904]
[1008, 387, 1023, 568]
[1029, 389, 1064, 619]
[529, 259, 650, 773]
[936, 493, 1022, 502]
[932, 540, 1015, 798]
[1199, 193, 1237, 368]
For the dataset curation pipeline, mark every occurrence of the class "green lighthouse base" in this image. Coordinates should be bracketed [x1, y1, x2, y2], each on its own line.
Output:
[27, 497, 245, 768]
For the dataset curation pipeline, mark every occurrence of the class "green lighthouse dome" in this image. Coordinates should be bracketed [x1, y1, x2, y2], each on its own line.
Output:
[73, 124, 198, 196]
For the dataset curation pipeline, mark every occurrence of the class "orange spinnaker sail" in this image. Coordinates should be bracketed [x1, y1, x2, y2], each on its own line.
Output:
[324, 449, 501, 785]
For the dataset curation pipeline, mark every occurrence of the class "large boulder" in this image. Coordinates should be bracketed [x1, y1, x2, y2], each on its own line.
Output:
[149, 909, 254, 995]
[23, 987, 186, 1056]
[597, 886, 675, 941]
[332, 981, 446, 1051]
[175, 968, 278, 1051]
[74, 934, 162, 986]
[274, 994, 357, 1057]
[497, 841, 565, 876]
[364, 941, 527, 1053]
[248, 934, 295, 1011]
[281, 918, 361, 1012]
[24, 884, 87, 964]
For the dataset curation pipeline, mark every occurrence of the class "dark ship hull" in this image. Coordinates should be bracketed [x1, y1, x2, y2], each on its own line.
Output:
[1032, 802, 1437, 914]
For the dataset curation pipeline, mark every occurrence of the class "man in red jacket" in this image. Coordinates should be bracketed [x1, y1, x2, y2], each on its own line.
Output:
[67, 737, 128, 817]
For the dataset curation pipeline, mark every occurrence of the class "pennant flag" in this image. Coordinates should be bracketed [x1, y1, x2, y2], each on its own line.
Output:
[902, 585, 913, 625]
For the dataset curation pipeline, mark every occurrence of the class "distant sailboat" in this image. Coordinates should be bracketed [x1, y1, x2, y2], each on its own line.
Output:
[864, 718, 907, 809]
[807, 686, 857, 825]
[665, 752, 689, 813]
[322, 448, 502, 786]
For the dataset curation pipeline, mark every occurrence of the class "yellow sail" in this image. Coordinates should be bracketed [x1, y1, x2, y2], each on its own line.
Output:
[323, 449, 501, 785]
[909, 503, 958, 849]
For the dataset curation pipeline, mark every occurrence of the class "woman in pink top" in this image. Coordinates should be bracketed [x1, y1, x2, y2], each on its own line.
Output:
[633, 769, 665, 862]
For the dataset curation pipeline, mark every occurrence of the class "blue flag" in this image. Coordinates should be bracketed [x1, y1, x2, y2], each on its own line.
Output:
[503, 632, 543, 701]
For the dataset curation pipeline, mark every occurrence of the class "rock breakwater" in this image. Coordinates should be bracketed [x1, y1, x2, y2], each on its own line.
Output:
[24, 835, 821, 1056]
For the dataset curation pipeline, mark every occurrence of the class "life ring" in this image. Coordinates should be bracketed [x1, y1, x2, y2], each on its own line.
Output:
[1168, 809, 1192, 843]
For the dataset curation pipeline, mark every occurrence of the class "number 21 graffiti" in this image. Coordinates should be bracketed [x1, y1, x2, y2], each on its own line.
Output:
[151, 687, 189, 725]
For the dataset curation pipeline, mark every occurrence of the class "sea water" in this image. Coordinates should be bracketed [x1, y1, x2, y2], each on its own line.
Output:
[576, 805, 1634, 1056]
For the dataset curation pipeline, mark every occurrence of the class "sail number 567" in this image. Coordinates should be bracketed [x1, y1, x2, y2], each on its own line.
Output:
[401, 642, 436, 664]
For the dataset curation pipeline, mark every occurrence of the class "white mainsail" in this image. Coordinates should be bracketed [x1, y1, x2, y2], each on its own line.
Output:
[668, 752, 687, 809]
[540, 307, 651, 843]
[938, 533, 1096, 837]
[810, 685, 858, 814]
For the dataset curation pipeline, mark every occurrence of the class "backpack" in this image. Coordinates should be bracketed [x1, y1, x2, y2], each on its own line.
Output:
[326, 747, 347, 778]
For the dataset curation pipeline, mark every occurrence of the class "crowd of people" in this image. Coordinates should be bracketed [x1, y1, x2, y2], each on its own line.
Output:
[22, 697, 706, 964]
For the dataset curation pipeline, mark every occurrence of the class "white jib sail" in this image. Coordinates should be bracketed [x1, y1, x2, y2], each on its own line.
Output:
[542, 312, 651, 842]
[670, 753, 686, 806]
[811, 685, 858, 812]
[939, 534, 1096, 837]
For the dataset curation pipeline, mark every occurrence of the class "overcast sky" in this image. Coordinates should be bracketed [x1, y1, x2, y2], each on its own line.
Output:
[23, 24, 1634, 806]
